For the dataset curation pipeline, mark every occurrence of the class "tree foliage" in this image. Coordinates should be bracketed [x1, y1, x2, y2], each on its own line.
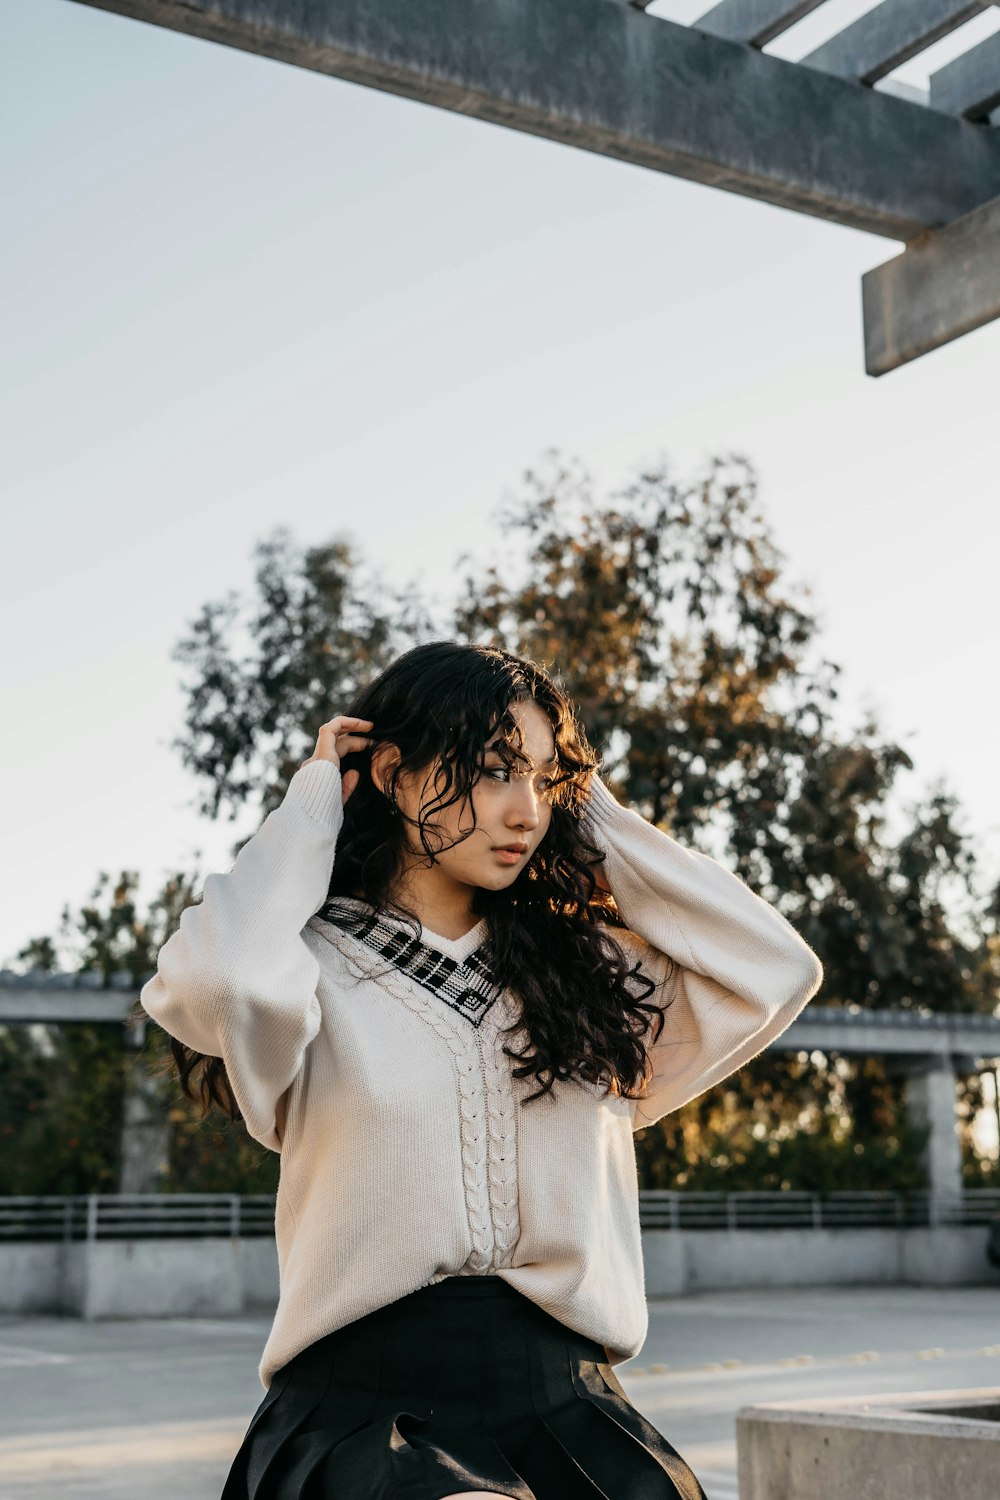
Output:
[6, 452, 998, 1194]
[170, 530, 430, 822]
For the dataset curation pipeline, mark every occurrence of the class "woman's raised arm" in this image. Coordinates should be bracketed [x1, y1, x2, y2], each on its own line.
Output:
[583, 775, 824, 1131]
[141, 718, 370, 1150]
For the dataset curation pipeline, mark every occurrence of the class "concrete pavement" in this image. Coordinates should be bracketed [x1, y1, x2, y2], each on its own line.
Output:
[1, 1287, 998, 1499]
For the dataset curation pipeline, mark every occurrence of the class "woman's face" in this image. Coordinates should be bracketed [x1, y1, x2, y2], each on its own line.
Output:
[393, 697, 559, 893]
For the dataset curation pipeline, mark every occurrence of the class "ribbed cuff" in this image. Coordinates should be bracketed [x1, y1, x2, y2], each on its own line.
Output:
[584, 773, 625, 832]
[286, 759, 343, 829]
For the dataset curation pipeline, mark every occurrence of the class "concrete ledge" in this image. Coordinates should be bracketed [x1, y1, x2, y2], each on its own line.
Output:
[737, 1388, 1000, 1500]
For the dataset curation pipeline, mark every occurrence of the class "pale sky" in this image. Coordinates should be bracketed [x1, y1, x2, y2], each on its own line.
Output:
[3, 0, 1000, 969]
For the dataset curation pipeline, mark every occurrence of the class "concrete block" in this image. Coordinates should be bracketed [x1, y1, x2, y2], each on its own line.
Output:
[738, 1388, 1000, 1500]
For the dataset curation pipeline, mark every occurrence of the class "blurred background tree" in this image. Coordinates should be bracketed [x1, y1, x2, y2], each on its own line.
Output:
[454, 452, 999, 1189]
[170, 529, 430, 822]
[4, 451, 998, 1193]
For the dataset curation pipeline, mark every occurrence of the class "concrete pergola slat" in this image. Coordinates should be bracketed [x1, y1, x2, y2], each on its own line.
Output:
[930, 26, 1000, 116]
[693, 0, 828, 48]
[800, 0, 994, 86]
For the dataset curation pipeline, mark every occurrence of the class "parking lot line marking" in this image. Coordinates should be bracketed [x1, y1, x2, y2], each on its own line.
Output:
[0, 1417, 247, 1479]
[0, 1344, 72, 1366]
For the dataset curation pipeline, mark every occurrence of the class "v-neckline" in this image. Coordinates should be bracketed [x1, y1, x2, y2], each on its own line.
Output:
[419, 917, 489, 964]
[317, 897, 503, 1032]
[326, 897, 488, 965]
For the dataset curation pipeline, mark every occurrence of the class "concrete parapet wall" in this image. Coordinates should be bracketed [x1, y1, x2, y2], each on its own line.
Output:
[641, 1227, 1000, 1296]
[677, 1228, 899, 1292]
[238, 1237, 280, 1308]
[639, 1227, 687, 1295]
[0, 1238, 281, 1319]
[0, 1226, 996, 1317]
[75, 1240, 244, 1319]
[899, 1227, 999, 1285]
[0, 1243, 64, 1314]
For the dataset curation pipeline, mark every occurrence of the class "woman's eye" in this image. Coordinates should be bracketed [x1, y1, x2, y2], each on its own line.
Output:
[481, 765, 556, 791]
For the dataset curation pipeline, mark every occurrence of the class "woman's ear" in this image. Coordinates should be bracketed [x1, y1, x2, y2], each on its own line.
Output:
[369, 742, 402, 798]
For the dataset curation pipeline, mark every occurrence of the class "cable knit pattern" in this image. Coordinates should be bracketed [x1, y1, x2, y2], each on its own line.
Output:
[141, 757, 824, 1388]
[310, 922, 497, 1271]
[479, 991, 522, 1267]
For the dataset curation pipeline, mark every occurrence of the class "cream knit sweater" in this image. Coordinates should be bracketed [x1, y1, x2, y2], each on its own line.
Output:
[141, 759, 823, 1389]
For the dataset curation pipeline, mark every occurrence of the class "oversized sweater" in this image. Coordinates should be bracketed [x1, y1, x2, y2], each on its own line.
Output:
[140, 758, 824, 1389]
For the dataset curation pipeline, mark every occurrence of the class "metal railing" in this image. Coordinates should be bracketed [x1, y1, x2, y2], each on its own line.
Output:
[638, 1189, 1000, 1230]
[1, 1190, 998, 1241]
[0, 1195, 277, 1242]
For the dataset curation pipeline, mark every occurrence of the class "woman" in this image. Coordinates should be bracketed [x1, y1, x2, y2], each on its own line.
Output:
[141, 640, 824, 1500]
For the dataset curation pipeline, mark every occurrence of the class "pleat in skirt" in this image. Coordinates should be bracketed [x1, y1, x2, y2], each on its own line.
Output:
[221, 1274, 706, 1500]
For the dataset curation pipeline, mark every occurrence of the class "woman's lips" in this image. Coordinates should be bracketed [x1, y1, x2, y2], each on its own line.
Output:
[493, 845, 528, 865]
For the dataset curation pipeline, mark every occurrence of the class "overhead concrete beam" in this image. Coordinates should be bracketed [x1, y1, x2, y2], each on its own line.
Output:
[862, 191, 1000, 373]
[70, 1, 1000, 240]
[0, 987, 136, 1024]
[778, 1005, 1000, 1060]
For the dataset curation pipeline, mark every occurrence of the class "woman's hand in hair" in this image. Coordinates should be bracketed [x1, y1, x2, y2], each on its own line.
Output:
[300, 716, 374, 805]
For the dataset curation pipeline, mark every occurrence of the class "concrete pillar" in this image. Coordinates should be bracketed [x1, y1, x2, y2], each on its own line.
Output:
[118, 1016, 169, 1194]
[904, 1059, 963, 1200]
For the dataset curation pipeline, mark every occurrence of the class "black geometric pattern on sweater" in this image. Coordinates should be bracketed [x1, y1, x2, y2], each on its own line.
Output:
[320, 903, 501, 1028]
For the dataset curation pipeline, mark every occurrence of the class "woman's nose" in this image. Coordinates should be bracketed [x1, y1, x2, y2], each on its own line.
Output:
[508, 782, 540, 828]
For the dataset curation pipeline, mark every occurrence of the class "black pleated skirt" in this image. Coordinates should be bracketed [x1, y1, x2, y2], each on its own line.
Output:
[221, 1274, 706, 1500]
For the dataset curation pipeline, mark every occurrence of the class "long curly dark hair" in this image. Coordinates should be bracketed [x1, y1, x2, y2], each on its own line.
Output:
[171, 642, 674, 1117]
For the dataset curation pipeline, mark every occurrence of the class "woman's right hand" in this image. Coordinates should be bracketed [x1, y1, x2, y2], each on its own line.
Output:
[300, 716, 374, 805]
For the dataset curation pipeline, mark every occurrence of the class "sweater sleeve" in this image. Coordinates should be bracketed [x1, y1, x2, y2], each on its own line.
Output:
[583, 776, 824, 1132]
[140, 758, 345, 1151]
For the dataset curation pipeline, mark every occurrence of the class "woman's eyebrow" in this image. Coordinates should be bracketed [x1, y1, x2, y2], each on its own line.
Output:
[526, 752, 560, 772]
[483, 745, 558, 771]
